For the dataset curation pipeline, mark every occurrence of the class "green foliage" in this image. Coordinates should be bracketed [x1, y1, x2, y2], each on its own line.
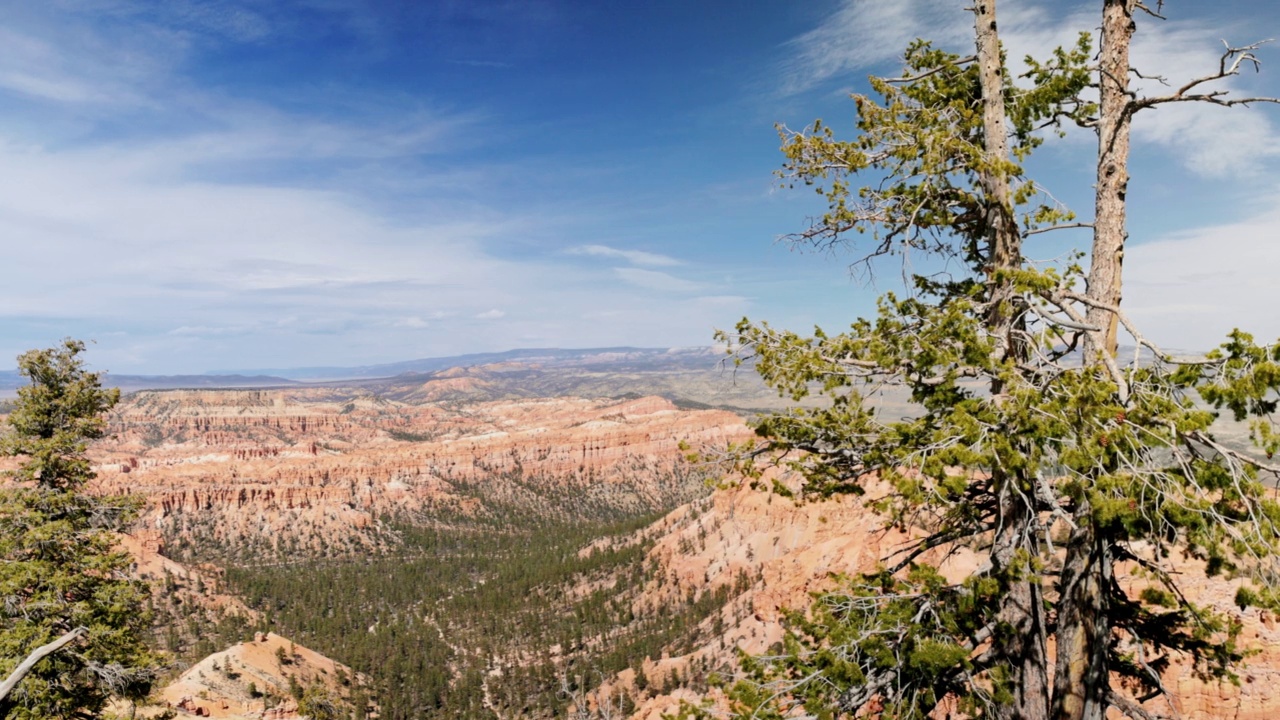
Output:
[0, 340, 157, 719]
[711, 30, 1280, 720]
[2, 339, 120, 491]
[297, 685, 341, 720]
[222, 506, 739, 719]
[776, 38, 1090, 280]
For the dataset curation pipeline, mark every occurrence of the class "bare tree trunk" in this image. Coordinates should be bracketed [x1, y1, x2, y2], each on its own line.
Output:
[1083, 0, 1134, 361]
[975, 0, 1020, 353]
[1052, 530, 1113, 720]
[1055, 3, 1135, 720]
[989, 494, 1051, 720]
[975, 4, 1050, 719]
[0, 626, 87, 717]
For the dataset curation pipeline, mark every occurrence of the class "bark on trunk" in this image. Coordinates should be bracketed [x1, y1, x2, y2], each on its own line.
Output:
[990, 486, 1051, 720]
[975, 4, 1050, 719]
[1083, 0, 1134, 361]
[975, 0, 1020, 361]
[1052, 526, 1113, 720]
[1055, 3, 1135, 719]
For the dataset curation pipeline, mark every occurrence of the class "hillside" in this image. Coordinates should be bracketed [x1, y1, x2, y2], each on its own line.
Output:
[110, 631, 369, 720]
[69, 380, 752, 718]
[584, 478, 1280, 720]
[4, 350, 1273, 719]
[91, 388, 750, 562]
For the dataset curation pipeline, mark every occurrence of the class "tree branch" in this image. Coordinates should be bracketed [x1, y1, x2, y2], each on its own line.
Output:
[1107, 688, 1169, 720]
[885, 55, 978, 84]
[1024, 222, 1094, 237]
[1133, 40, 1280, 111]
[0, 626, 88, 706]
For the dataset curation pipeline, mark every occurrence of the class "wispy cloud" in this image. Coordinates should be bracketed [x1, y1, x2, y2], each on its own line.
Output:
[0, 21, 168, 106]
[1001, 8, 1280, 178]
[447, 59, 513, 69]
[1123, 25, 1280, 177]
[567, 244, 682, 267]
[0, 109, 732, 370]
[778, 0, 971, 95]
[779, 1, 1280, 178]
[613, 267, 701, 293]
[392, 316, 430, 329]
[1124, 194, 1280, 350]
[165, 2, 274, 43]
[7, 1, 1268, 373]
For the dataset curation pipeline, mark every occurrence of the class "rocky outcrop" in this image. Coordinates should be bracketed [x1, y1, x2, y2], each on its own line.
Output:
[602, 478, 1280, 720]
[88, 390, 752, 558]
[150, 632, 368, 720]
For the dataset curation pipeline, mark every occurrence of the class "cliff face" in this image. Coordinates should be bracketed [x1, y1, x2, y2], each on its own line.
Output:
[89, 388, 752, 559]
[602, 478, 1280, 720]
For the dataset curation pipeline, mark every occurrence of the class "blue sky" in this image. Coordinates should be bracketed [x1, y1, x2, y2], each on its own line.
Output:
[2, 0, 1279, 374]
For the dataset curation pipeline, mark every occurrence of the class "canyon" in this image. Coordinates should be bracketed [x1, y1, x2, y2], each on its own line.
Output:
[4, 353, 1277, 718]
[92, 381, 751, 561]
[76, 365, 760, 717]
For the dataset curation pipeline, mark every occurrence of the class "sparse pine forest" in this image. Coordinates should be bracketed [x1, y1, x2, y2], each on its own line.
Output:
[212, 507, 747, 718]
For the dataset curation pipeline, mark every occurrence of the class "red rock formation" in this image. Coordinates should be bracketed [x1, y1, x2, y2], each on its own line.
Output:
[86, 390, 752, 557]
[604, 477, 1280, 720]
[153, 632, 364, 719]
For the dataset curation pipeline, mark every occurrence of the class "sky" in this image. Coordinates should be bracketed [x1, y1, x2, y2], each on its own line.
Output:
[2, 0, 1279, 374]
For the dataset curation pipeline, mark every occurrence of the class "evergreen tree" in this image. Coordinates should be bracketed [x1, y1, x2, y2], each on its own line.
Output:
[709, 3, 1280, 719]
[0, 339, 157, 719]
[298, 685, 341, 720]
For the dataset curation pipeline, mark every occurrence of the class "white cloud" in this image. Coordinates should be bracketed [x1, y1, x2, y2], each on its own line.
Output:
[0, 117, 752, 371]
[782, 2, 1280, 178]
[1122, 25, 1280, 177]
[0, 69, 103, 104]
[168, 324, 252, 337]
[0, 16, 179, 108]
[394, 317, 430, 329]
[613, 268, 701, 293]
[1003, 9, 1280, 178]
[167, 2, 273, 43]
[692, 295, 750, 309]
[567, 244, 681, 267]
[778, 0, 971, 95]
[1124, 197, 1280, 350]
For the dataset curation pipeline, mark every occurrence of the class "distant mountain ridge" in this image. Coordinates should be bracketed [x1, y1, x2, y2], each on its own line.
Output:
[210, 346, 723, 380]
[0, 370, 297, 393]
[0, 347, 729, 397]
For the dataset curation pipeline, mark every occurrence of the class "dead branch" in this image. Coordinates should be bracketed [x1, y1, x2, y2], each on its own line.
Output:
[1023, 222, 1094, 237]
[1133, 40, 1280, 111]
[885, 55, 978, 84]
[1107, 688, 1169, 720]
[0, 626, 87, 705]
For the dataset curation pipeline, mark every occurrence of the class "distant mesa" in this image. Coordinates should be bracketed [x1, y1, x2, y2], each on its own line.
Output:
[0, 347, 730, 397]
[207, 346, 725, 381]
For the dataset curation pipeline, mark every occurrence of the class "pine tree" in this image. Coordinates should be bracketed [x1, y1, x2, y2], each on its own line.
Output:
[298, 685, 341, 720]
[710, 3, 1280, 719]
[0, 339, 157, 719]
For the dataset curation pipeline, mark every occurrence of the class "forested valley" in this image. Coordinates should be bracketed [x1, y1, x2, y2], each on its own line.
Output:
[152, 469, 751, 719]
